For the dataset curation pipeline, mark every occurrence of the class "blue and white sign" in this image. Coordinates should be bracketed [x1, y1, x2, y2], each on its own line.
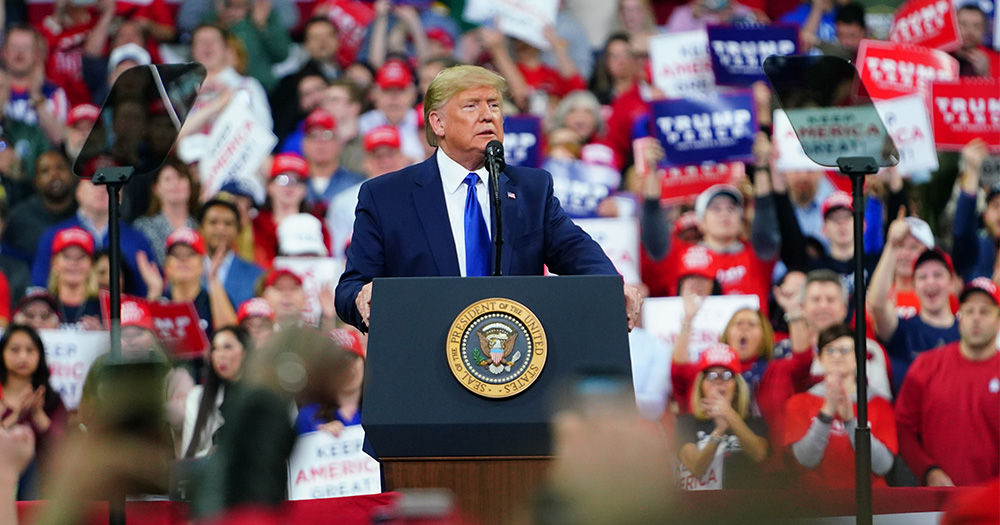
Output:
[707, 24, 799, 86]
[651, 92, 756, 166]
[503, 115, 543, 168]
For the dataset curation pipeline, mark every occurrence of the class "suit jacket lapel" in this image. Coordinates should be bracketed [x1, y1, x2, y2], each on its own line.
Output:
[413, 156, 461, 276]
[492, 170, 518, 276]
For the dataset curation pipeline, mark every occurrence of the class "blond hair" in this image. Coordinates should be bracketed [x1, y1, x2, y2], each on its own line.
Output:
[423, 65, 508, 147]
[690, 371, 751, 420]
[719, 308, 775, 361]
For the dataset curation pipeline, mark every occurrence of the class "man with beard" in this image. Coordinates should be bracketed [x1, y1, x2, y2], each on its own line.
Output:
[3, 151, 77, 262]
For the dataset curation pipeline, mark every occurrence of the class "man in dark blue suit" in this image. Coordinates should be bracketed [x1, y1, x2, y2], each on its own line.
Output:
[335, 65, 641, 331]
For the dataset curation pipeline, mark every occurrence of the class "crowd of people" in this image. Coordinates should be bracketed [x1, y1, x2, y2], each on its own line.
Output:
[0, 0, 997, 517]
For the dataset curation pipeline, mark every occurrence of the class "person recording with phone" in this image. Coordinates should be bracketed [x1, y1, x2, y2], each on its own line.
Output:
[335, 65, 641, 332]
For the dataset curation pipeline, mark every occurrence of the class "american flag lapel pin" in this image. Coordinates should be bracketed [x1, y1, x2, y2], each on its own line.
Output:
[507, 191, 516, 199]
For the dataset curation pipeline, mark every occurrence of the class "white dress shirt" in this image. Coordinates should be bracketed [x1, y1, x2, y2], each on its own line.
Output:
[436, 149, 492, 277]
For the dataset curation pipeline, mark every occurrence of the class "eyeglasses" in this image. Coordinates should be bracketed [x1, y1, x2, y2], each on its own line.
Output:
[305, 130, 336, 141]
[705, 370, 734, 382]
[822, 345, 853, 356]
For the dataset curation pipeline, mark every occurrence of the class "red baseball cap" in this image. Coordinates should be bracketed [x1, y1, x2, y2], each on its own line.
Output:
[330, 328, 365, 359]
[912, 246, 954, 276]
[121, 299, 155, 332]
[697, 343, 741, 374]
[237, 297, 276, 323]
[959, 277, 1000, 307]
[52, 227, 94, 257]
[363, 125, 402, 152]
[263, 268, 303, 289]
[822, 191, 853, 218]
[68, 104, 100, 127]
[677, 245, 715, 280]
[270, 153, 309, 179]
[426, 27, 454, 50]
[673, 211, 700, 236]
[166, 228, 207, 256]
[376, 60, 413, 90]
[304, 109, 337, 132]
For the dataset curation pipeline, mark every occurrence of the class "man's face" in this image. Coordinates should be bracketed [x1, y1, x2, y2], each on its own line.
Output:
[321, 86, 359, 123]
[363, 145, 408, 178]
[304, 20, 339, 61]
[200, 205, 239, 253]
[302, 126, 341, 166]
[13, 300, 59, 330]
[835, 22, 865, 52]
[191, 27, 228, 71]
[785, 170, 822, 206]
[822, 208, 853, 248]
[35, 152, 75, 201]
[700, 196, 742, 243]
[374, 85, 417, 125]
[429, 86, 504, 169]
[263, 276, 306, 319]
[894, 236, 925, 279]
[803, 281, 847, 332]
[913, 260, 952, 313]
[122, 326, 157, 355]
[2, 30, 38, 77]
[76, 178, 109, 216]
[297, 75, 327, 113]
[957, 9, 986, 50]
[958, 293, 1000, 349]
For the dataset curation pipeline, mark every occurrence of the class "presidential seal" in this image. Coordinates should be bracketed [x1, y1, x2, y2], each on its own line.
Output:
[446, 298, 547, 399]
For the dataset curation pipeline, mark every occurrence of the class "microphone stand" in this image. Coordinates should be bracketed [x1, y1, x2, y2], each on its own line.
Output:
[486, 155, 504, 276]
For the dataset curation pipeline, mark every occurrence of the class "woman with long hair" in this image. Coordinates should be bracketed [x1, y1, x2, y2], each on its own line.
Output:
[589, 32, 639, 105]
[293, 329, 365, 437]
[0, 324, 67, 499]
[133, 157, 201, 265]
[675, 343, 768, 490]
[182, 326, 252, 458]
[46, 228, 102, 330]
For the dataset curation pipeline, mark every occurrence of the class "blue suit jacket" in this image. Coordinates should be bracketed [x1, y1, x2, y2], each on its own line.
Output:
[334, 154, 618, 330]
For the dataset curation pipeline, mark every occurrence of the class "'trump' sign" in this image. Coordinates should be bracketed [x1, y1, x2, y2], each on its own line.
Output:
[707, 24, 798, 86]
[856, 40, 959, 101]
[889, 0, 962, 51]
[931, 79, 1000, 152]
[651, 91, 755, 166]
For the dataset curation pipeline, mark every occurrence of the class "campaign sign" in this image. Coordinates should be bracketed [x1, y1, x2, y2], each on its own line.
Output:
[287, 427, 381, 500]
[650, 92, 756, 166]
[99, 292, 210, 360]
[784, 105, 897, 166]
[856, 39, 959, 101]
[642, 295, 759, 361]
[931, 78, 1000, 151]
[658, 162, 744, 204]
[39, 330, 109, 410]
[272, 257, 346, 326]
[889, 0, 962, 51]
[707, 24, 798, 86]
[462, 0, 559, 50]
[649, 31, 716, 97]
[199, 91, 274, 203]
[573, 218, 640, 284]
[503, 115, 543, 168]
[873, 94, 940, 173]
[773, 110, 826, 172]
[321, 0, 377, 66]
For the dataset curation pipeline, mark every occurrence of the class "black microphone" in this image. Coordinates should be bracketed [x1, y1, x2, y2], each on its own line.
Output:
[485, 140, 505, 276]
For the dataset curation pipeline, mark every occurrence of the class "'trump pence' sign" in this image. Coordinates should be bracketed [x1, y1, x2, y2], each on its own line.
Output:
[503, 115, 543, 168]
[287, 427, 381, 500]
[707, 24, 798, 86]
[651, 91, 756, 166]
[931, 78, 1000, 152]
[889, 0, 962, 51]
[856, 39, 959, 101]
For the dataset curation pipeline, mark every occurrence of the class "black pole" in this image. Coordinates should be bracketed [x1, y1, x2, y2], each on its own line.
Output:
[93, 167, 134, 525]
[485, 141, 505, 276]
[837, 157, 878, 525]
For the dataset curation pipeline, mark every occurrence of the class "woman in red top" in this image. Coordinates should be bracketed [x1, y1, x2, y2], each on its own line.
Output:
[783, 324, 897, 489]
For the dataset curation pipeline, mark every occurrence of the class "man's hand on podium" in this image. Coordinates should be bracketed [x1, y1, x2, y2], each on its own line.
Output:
[624, 284, 642, 332]
[356, 282, 373, 327]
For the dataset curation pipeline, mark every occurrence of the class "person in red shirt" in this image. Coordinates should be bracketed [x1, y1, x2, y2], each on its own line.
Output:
[952, 4, 1000, 78]
[783, 323, 897, 489]
[37, 0, 102, 106]
[895, 277, 1000, 487]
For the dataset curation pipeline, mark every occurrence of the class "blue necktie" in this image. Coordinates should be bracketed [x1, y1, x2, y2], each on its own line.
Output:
[463, 173, 490, 276]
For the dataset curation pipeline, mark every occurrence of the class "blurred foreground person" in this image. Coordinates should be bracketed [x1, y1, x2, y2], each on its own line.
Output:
[192, 326, 355, 520]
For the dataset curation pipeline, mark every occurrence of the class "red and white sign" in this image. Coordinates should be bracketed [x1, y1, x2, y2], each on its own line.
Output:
[649, 31, 716, 97]
[930, 78, 1000, 152]
[40, 330, 109, 410]
[573, 218, 641, 285]
[873, 94, 940, 173]
[287, 427, 381, 500]
[99, 292, 211, 360]
[889, 0, 962, 51]
[658, 162, 744, 204]
[856, 40, 959, 101]
[642, 295, 759, 361]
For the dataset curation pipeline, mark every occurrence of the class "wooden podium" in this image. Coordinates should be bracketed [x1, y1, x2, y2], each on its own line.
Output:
[364, 276, 632, 524]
